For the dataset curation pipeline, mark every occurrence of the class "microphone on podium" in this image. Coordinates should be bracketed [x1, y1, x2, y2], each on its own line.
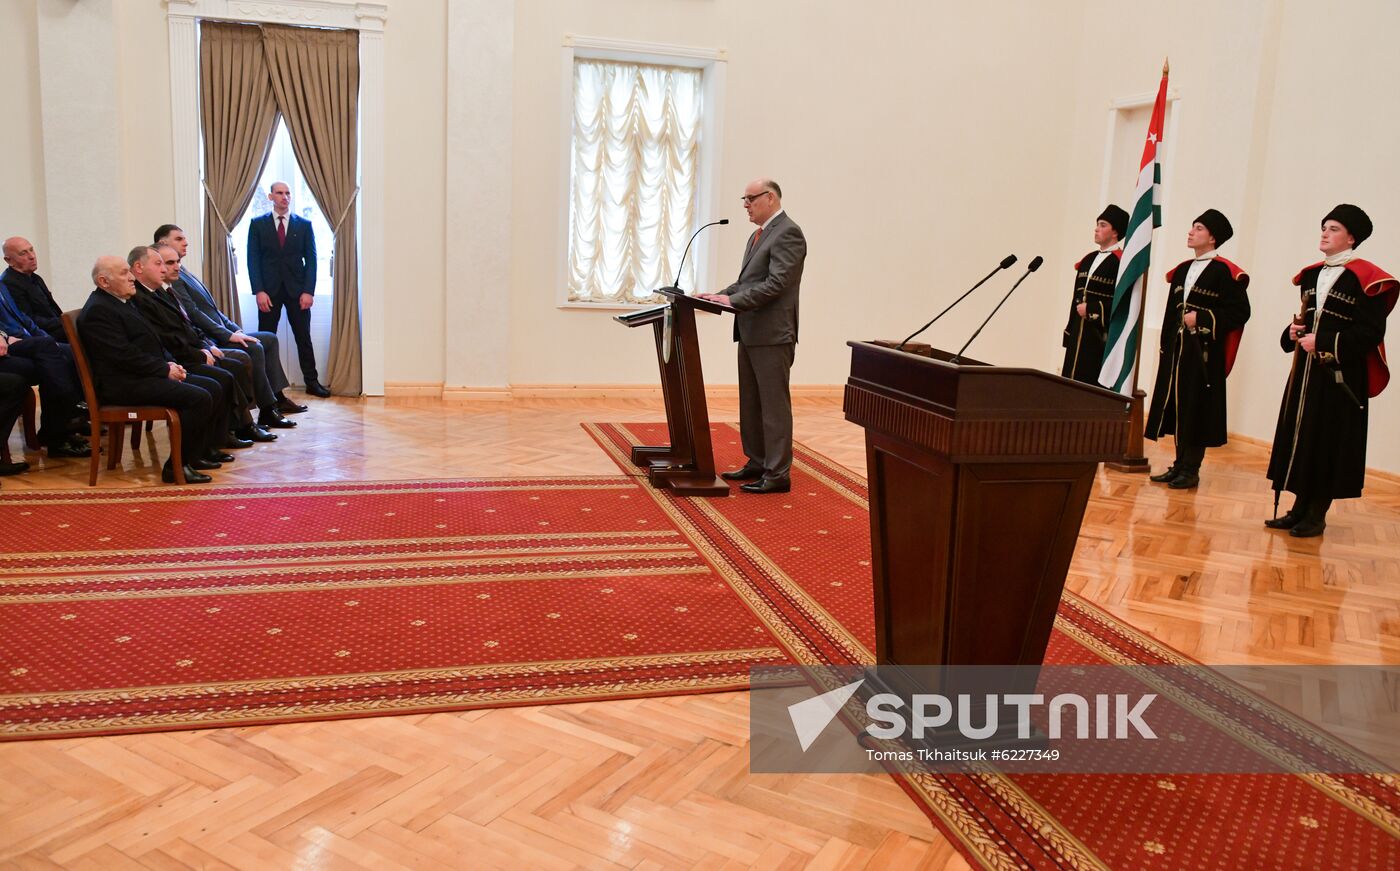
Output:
[670, 219, 730, 292]
[896, 254, 1017, 351]
[950, 255, 1043, 364]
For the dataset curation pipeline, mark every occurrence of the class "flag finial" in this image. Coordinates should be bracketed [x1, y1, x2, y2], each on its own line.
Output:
[1163, 58, 1170, 75]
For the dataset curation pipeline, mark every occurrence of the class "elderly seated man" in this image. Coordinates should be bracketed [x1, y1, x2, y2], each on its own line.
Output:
[0, 277, 88, 458]
[2, 236, 66, 342]
[78, 256, 225, 484]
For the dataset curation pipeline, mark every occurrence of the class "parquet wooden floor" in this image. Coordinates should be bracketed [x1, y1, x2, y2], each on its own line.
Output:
[2, 393, 1397, 869]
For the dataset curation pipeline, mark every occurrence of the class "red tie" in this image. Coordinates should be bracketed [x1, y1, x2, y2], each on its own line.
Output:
[751, 228, 762, 249]
[277, 216, 287, 247]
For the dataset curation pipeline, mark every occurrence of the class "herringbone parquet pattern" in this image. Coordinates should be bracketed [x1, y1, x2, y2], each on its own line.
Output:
[2, 392, 1396, 869]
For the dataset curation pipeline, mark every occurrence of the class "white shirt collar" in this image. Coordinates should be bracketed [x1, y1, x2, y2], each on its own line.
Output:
[760, 209, 785, 231]
[1088, 248, 1115, 272]
[1183, 251, 1216, 293]
[1322, 248, 1355, 269]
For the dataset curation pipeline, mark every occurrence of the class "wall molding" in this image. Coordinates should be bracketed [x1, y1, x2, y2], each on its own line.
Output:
[165, 0, 387, 394]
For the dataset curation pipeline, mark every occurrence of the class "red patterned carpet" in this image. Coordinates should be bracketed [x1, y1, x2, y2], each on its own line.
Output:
[0, 477, 788, 738]
[587, 422, 1400, 871]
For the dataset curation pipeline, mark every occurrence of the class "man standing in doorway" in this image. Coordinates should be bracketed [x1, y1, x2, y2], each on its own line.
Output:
[699, 178, 807, 494]
[246, 182, 329, 397]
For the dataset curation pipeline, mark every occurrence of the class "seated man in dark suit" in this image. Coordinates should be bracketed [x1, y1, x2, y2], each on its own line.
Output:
[127, 245, 271, 449]
[0, 280, 88, 458]
[0, 371, 32, 477]
[2, 237, 65, 341]
[154, 224, 303, 424]
[246, 182, 330, 397]
[153, 243, 287, 438]
[78, 256, 225, 484]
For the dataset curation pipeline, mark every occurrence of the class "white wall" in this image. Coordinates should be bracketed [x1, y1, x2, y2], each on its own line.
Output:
[4, 0, 1398, 472]
[1, 0, 48, 278]
[506, 0, 1084, 388]
[383, 0, 448, 384]
[115, 0, 176, 269]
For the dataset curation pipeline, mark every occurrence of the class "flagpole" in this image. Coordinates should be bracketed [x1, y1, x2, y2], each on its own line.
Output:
[1107, 258, 1152, 473]
[1106, 59, 1168, 474]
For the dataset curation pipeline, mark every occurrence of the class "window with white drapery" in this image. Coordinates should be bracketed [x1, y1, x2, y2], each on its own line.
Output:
[567, 59, 703, 304]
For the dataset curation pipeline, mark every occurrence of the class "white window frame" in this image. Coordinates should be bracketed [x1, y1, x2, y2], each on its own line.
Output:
[556, 35, 728, 311]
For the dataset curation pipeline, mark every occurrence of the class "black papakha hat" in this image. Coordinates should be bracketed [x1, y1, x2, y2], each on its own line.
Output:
[1323, 203, 1372, 246]
[1194, 209, 1233, 247]
[1098, 205, 1129, 241]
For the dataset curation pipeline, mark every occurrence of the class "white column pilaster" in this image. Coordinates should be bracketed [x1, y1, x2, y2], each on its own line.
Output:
[36, 0, 121, 295]
[444, 0, 515, 392]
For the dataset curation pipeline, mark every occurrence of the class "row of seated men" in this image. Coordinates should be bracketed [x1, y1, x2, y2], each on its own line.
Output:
[0, 227, 317, 485]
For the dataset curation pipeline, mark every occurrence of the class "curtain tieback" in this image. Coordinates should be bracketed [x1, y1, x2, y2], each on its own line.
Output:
[201, 180, 236, 237]
[331, 187, 361, 236]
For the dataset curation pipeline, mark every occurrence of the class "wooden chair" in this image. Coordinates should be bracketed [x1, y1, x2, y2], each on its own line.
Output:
[1, 387, 38, 464]
[61, 310, 185, 485]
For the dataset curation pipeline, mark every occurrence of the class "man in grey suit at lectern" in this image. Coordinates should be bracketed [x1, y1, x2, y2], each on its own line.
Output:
[700, 178, 807, 494]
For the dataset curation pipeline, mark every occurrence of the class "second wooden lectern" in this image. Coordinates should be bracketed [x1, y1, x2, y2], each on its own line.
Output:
[844, 341, 1130, 683]
[613, 289, 733, 496]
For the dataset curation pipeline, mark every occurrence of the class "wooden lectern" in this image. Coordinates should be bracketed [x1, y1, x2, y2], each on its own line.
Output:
[612, 289, 734, 496]
[844, 341, 1130, 682]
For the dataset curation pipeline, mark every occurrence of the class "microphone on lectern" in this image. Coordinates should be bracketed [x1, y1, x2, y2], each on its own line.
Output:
[950, 255, 1043, 363]
[671, 219, 730, 291]
[896, 254, 1018, 351]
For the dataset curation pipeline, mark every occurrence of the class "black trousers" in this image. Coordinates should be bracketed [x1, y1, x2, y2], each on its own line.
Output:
[190, 361, 252, 429]
[257, 292, 318, 384]
[98, 376, 215, 462]
[1289, 492, 1334, 522]
[212, 351, 256, 426]
[0, 371, 30, 448]
[0, 335, 80, 447]
[1174, 442, 1206, 473]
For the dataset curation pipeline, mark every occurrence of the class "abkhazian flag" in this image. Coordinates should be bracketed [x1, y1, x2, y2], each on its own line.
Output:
[1100, 64, 1169, 393]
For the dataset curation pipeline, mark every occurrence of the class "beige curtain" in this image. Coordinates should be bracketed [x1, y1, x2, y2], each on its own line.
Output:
[568, 60, 702, 303]
[262, 25, 362, 396]
[199, 22, 279, 324]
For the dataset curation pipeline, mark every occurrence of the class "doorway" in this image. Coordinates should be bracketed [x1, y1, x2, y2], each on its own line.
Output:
[230, 118, 336, 388]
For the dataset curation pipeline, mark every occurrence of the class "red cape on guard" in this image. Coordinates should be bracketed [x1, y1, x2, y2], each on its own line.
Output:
[1292, 259, 1398, 396]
